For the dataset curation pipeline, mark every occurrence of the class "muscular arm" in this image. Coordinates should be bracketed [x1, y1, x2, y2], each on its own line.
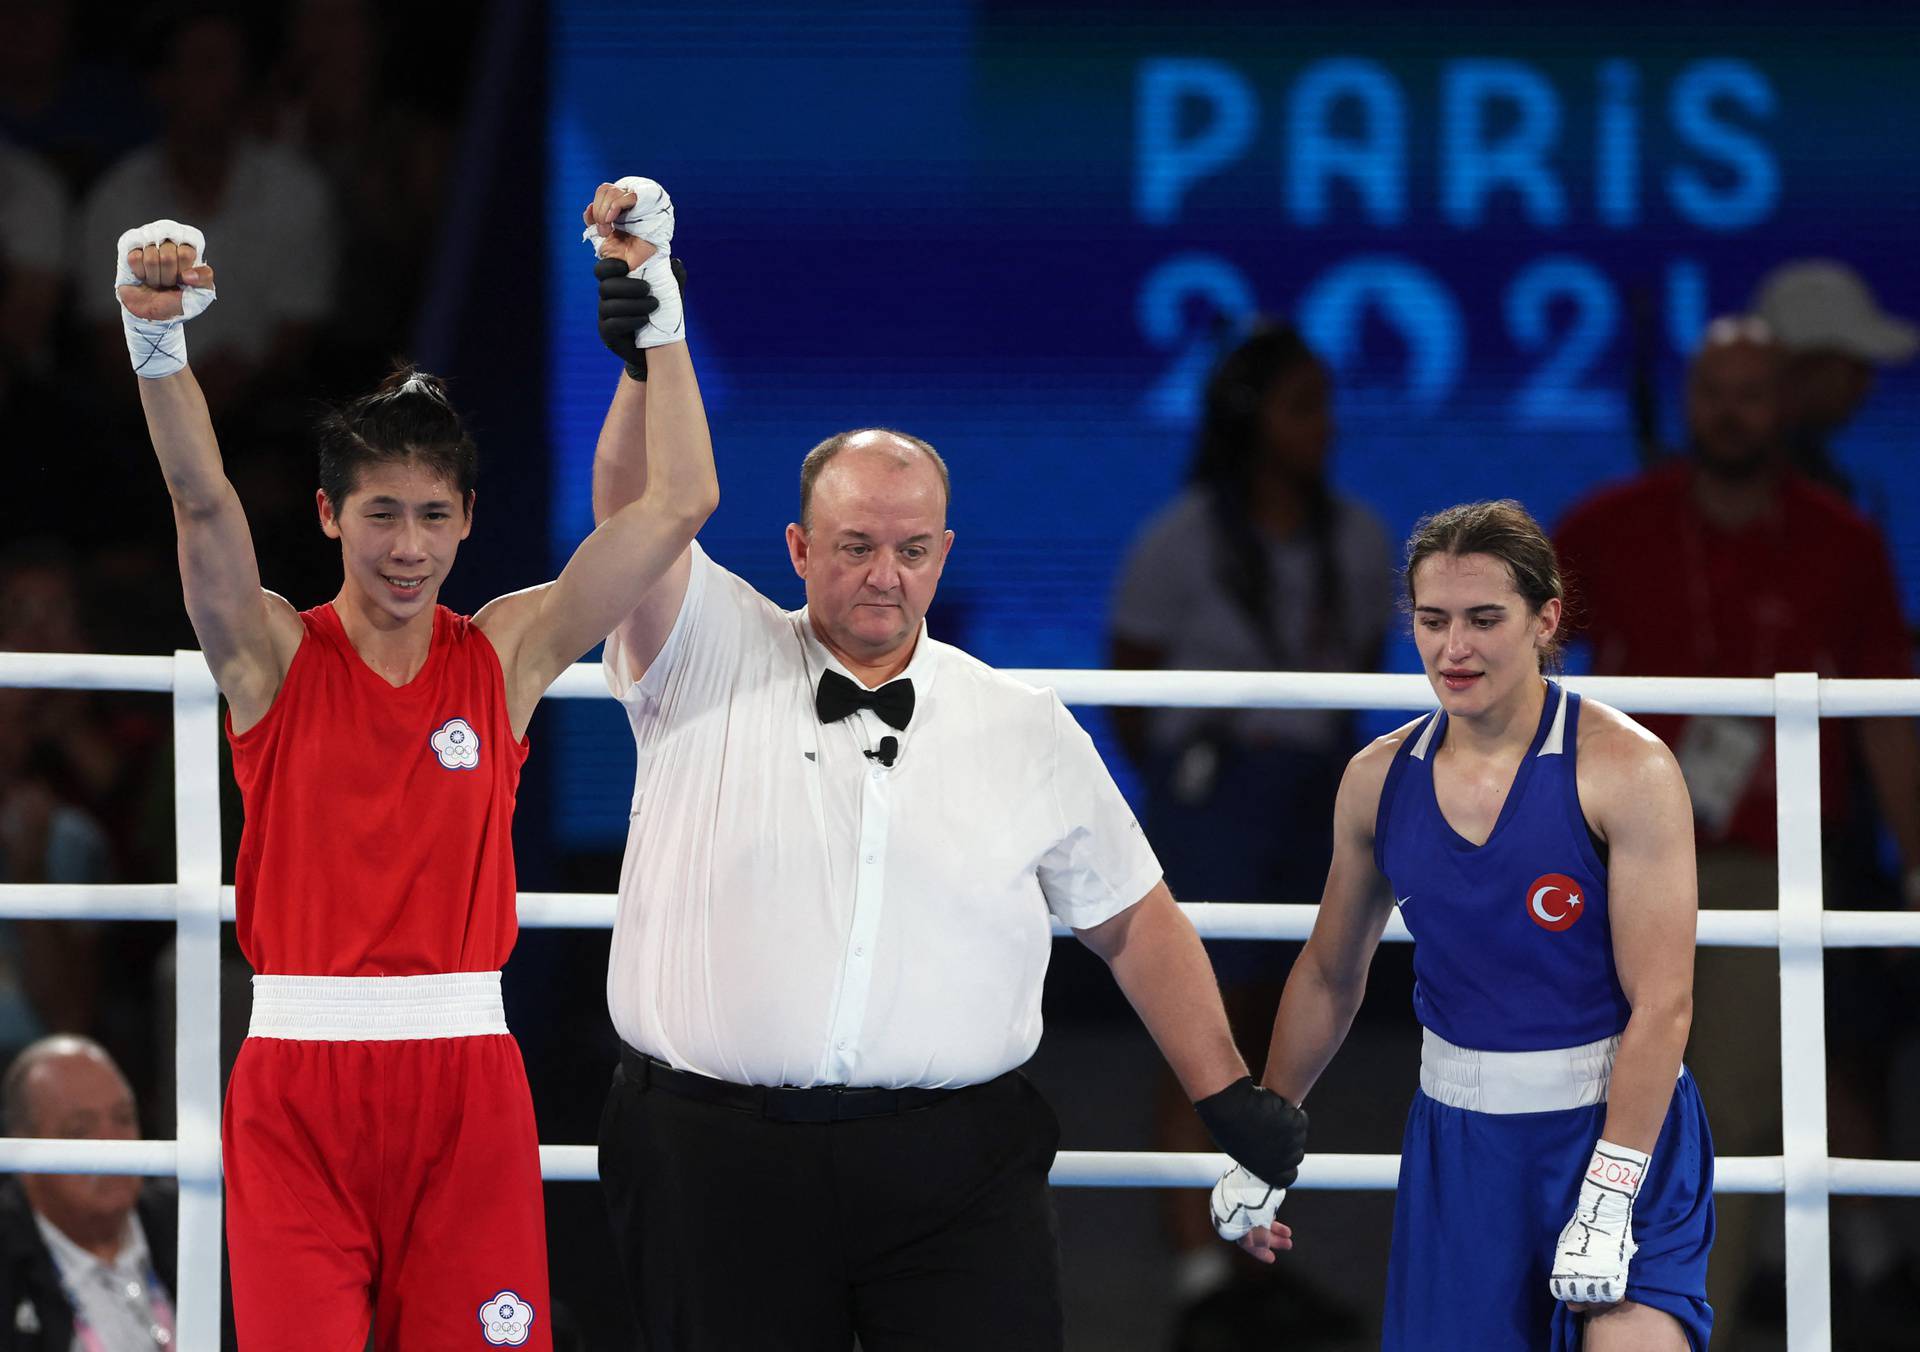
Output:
[1074, 881, 1245, 1100]
[1259, 738, 1398, 1103]
[591, 367, 699, 684]
[1583, 717, 1697, 1154]
[591, 368, 649, 527]
[591, 351, 706, 699]
[481, 341, 717, 734]
[126, 258, 300, 731]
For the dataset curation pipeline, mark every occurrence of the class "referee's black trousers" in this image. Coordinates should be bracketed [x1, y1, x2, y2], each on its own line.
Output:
[598, 1055, 1065, 1351]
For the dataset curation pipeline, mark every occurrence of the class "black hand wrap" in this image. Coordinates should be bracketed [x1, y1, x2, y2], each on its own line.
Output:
[1193, 1077, 1308, 1189]
[596, 255, 687, 381]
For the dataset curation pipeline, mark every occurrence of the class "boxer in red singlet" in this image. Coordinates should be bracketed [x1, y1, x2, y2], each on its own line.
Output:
[111, 189, 703, 1349]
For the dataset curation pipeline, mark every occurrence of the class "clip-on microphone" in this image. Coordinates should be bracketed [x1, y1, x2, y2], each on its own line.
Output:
[864, 736, 900, 768]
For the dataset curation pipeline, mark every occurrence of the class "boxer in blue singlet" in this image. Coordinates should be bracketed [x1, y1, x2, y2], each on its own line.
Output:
[1209, 501, 1714, 1351]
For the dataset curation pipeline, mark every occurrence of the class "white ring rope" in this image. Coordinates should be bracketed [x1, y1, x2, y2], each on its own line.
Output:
[4, 1136, 1912, 1199]
[4, 652, 1916, 1351]
[5, 888, 1917, 949]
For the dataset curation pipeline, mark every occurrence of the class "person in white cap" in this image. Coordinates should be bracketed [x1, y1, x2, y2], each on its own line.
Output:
[1751, 259, 1919, 492]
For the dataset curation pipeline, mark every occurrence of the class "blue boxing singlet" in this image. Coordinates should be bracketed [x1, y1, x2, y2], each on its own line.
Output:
[1373, 681, 1630, 1052]
[1374, 682, 1716, 1352]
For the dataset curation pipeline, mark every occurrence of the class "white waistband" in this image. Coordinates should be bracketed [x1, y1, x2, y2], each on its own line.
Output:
[248, 972, 508, 1041]
[1418, 1028, 1619, 1114]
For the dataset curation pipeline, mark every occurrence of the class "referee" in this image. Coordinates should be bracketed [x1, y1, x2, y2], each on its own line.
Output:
[585, 181, 1304, 1351]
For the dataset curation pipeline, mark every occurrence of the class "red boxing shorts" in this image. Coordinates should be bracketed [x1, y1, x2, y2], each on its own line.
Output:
[223, 973, 552, 1350]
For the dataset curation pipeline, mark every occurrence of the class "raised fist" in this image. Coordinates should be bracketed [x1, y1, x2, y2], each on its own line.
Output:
[579, 178, 683, 351]
[113, 221, 217, 378]
[583, 181, 660, 276]
[115, 222, 215, 323]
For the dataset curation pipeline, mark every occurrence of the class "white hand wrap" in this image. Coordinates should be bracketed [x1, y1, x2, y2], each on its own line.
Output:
[581, 176, 683, 347]
[1209, 1162, 1286, 1243]
[114, 220, 215, 379]
[1549, 1138, 1648, 1306]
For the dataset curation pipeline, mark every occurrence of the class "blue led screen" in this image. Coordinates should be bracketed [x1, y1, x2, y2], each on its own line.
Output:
[546, 2, 1920, 847]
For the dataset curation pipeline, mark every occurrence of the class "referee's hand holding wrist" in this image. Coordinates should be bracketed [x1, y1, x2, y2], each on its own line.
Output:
[1194, 1076, 1308, 1189]
[595, 256, 687, 382]
[583, 176, 686, 379]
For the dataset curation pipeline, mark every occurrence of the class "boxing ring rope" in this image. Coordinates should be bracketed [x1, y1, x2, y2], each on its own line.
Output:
[2, 657, 1919, 1351]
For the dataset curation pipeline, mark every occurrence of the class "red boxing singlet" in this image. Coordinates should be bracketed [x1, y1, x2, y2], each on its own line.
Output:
[226, 603, 528, 976]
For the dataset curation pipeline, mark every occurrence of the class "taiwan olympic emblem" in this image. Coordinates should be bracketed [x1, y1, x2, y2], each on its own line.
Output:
[430, 717, 481, 771]
[1526, 872, 1585, 932]
[477, 1290, 535, 1346]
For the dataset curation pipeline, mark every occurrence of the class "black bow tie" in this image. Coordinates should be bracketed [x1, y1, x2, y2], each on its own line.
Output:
[815, 670, 915, 731]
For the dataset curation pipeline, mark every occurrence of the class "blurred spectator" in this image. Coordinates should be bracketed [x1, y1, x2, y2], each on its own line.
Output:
[0, 1036, 177, 1351]
[0, 553, 151, 840]
[0, 138, 68, 405]
[0, 0, 148, 191]
[1557, 318, 1919, 868]
[0, 551, 175, 1088]
[75, 10, 338, 415]
[0, 555, 115, 1050]
[1108, 325, 1392, 1326]
[1752, 259, 1918, 497]
[4, 125, 163, 566]
[0, 693, 108, 1054]
[265, 0, 454, 358]
[1110, 325, 1393, 914]
[1556, 319, 1920, 884]
[0, 0, 74, 156]
[1555, 315, 1920, 1344]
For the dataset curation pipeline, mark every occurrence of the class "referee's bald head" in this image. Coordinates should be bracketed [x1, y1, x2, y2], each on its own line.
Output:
[798, 429, 950, 532]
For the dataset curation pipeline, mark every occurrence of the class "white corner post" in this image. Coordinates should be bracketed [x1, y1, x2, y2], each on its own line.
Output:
[1774, 672, 1831, 1352]
[171, 652, 224, 1343]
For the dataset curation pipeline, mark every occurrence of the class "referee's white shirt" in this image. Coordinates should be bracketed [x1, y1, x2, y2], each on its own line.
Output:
[604, 543, 1163, 1090]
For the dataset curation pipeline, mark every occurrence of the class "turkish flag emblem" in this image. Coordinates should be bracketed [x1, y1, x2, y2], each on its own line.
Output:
[1526, 873, 1585, 932]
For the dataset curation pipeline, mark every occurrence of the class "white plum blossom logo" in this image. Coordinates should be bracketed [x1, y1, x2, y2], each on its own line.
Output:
[477, 1290, 534, 1346]
[430, 717, 481, 771]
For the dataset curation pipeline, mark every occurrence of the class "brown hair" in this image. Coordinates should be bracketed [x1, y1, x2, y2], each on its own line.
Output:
[798, 428, 950, 530]
[1403, 499, 1566, 669]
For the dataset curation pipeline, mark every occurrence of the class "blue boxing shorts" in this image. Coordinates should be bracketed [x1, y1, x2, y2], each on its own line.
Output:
[1382, 1031, 1715, 1352]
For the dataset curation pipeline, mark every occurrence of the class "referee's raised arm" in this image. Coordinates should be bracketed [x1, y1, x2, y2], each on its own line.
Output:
[581, 175, 706, 685]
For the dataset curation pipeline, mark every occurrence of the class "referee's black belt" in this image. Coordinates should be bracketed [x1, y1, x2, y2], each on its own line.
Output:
[620, 1043, 979, 1123]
